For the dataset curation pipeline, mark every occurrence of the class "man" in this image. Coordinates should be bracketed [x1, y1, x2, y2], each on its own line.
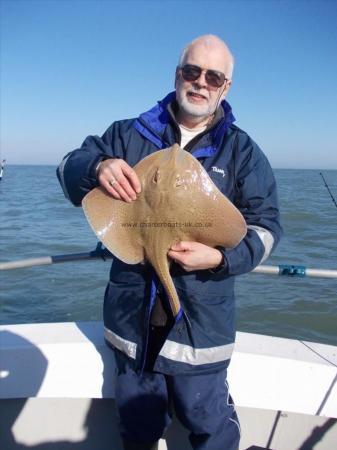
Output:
[57, 35, 282, 450]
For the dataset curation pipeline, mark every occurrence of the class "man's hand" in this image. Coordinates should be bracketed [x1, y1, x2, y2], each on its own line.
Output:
[168, 241, 223, 272]
[97, 159, 141, 202]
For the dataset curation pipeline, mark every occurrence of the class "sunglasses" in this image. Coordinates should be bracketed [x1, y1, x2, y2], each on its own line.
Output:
[179, 64, 228, 88]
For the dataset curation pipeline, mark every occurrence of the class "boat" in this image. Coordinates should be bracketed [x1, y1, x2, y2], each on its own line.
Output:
[1, 320, 336, 449]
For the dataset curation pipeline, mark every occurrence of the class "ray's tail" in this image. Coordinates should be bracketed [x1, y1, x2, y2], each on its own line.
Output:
[147, 254, 181, 318]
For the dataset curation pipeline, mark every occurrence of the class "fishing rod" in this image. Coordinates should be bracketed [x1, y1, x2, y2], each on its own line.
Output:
[1, 244, 337, 279]
[320, 172, 337, 209]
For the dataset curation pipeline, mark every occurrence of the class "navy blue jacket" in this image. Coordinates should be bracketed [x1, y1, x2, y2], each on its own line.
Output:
[57, 92, 282, 375]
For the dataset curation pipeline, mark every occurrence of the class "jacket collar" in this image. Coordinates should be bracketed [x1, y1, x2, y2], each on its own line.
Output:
[134, 91, 235, 153]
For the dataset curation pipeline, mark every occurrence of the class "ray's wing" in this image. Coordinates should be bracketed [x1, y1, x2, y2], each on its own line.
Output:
[170, 153, 247, 249]
[182, 167, 247, 248]
[82, 149, 173, 264]
[82, 187, 144, 264]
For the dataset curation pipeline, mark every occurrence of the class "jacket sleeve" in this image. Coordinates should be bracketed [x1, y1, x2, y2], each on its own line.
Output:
[56, 123, 125, 206]
[222, 134, 283, 276]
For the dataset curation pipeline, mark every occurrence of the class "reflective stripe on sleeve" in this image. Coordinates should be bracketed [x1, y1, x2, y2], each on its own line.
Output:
[104, 327, 137, 359]
[58, 155, 71, 200]
[248, 225, 274, 263]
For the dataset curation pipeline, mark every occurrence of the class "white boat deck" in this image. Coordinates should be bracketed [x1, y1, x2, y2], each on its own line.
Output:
[1, 321, 336, 449]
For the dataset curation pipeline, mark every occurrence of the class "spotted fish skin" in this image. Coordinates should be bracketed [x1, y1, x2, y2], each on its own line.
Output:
[82, 144, 247, 317]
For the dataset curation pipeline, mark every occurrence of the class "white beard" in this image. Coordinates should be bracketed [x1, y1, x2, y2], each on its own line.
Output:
[177, 91, 217, 119]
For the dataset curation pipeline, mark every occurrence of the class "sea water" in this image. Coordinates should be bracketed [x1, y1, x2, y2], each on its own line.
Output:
[0, 165, 336, 345]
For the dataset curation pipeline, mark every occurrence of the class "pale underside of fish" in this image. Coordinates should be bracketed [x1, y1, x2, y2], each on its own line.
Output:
[82, 143, 247, 317]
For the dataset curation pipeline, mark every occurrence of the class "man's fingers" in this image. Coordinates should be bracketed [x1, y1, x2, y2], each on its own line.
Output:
[170, 241, 192, 252]
[121, 164, 142, 194]
[116, 175, 137, 201]
[168, 250, 192, 272]
[168, 250, 187, 263]
[100, 174, 134, 202]
[100, 179, 122, 200]
[108, 179, 134, 202]
[116, 163, 141, 200]
[98, 159, 141, 202]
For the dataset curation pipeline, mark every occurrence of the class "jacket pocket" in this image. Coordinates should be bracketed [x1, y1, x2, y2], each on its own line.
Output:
[174, 283, 233, 306]
[173, 272, 234, 303]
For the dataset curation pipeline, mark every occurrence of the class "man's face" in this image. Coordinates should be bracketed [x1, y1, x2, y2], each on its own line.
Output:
[175, 44, 231, 124]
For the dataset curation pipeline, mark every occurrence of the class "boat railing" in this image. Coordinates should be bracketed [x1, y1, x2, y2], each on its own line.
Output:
[1, 242, 337, 279]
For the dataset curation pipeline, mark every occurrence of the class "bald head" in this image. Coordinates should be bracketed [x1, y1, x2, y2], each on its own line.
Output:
[179, 35, 234, 79]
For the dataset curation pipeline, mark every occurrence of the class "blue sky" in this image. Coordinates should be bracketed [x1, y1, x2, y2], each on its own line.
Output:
[1, 0, 337, 169]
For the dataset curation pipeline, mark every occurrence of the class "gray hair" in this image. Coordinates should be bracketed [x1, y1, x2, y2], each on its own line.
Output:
[178, 35, 234, 79]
